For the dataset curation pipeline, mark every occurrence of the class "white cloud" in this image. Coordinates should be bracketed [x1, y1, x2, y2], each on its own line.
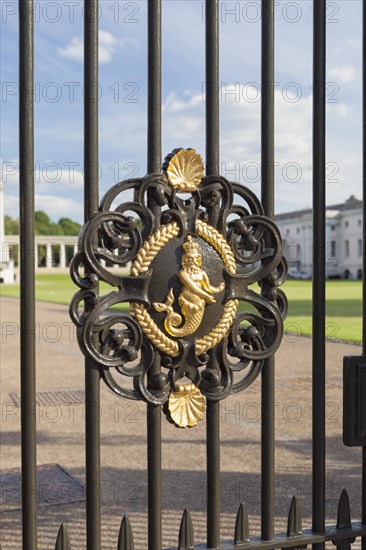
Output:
[57, 30, 117, 64]
[34, 195, 83, 220]
[99, 30, 117, 63]
[2, 162, 84, 193]
[328, 65, 356, 83]
[57, 36, 83, 62]
[162, 85, 362, 212]
[331, 103, 352, 117]
[3, 82, 361, 221]
[4, 194, 83, 222]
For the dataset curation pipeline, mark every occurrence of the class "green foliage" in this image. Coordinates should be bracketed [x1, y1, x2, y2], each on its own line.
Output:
[58, 217, 81, 235]
[35, 211, 62, 235]
[5, 211, 81, 236]
[4, 215, 19, 235]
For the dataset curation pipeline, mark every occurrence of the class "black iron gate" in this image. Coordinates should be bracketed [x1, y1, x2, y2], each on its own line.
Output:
[17, 1, 366, 549]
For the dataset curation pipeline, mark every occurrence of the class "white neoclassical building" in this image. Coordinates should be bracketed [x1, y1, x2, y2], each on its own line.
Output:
[276, 195, 363, 280]
[2, 234, 78, 271]
[2, 233, 130, 275]
[0, 183, 15, 283]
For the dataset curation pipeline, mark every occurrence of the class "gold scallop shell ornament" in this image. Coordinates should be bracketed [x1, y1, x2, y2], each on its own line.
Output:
[165, 384, 207, 428]
[166, 149, 204, 192]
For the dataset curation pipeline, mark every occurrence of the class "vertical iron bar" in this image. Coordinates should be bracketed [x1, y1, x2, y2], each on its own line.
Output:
[312, 1, 326, 548]
[206, 400, 221, 548]
[147, 2, 162, 550]
[362, 2, 366, 547]
[205, 1, 221, 548]
[206, 0, 220, 176]
[261, 0, 275, 541]
[84, 1, 101, 549]
[148, 0, 162, 174]
[19, 1, 37, 548]
[147, 359, 162, 550]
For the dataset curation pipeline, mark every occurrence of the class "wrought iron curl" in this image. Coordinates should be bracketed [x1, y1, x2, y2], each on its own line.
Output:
[70, 148, 287, 426]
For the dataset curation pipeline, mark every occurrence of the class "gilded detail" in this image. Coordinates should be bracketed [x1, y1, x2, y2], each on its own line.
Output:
[166, 149, 204, 192]
[167, 383, 206, 428]
[153, 236, 224, 337]
[130, 220, 238, 357]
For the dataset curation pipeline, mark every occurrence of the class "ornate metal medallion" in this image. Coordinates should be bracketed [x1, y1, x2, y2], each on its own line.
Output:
[70, 148, 287, 428]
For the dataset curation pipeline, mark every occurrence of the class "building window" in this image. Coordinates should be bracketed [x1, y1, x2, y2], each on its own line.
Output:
[358, 219, 362, 227]
[331, 241, 337, 258]
[358, 239, 363, 257]
[331, 225, 335, 231]
[345, 221, 349, 228]
[286, 228, 290, 236]
[345, 240, 350, 258]
[296, 227, 300, 234]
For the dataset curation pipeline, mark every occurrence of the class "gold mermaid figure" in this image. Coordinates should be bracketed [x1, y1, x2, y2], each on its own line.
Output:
[153, 236, 224, 337]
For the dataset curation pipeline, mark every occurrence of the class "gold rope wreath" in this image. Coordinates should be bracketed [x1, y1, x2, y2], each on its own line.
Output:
[130, 220, 238, 357]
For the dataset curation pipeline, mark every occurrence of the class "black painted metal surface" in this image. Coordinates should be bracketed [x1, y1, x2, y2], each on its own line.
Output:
[69, 171, 286, 401]
[261, 0, 275, 541]
[205, 1, 221, 547]
[343, 356, 366, 446]
[147, 3, 163, 548]
[362, 5, 366, 547]
[83, 1, 101, 548]
[312, 2, 326, 548]
[19, 1, 37, 548]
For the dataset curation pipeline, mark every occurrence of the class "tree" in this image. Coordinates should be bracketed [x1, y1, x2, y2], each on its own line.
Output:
[58, 217, 81, 236]
[35, 211, 61, 235]
[4, 215, 19, 235]
[4, 211, 81, 236]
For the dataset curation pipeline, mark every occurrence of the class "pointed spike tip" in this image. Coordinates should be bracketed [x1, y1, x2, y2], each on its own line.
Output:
[234, 502, 250, 545]
[287, 496, 303, 537]
[337, 489, 351, 530]
[117, 516, 134, 550]
[178, 508, 194, 550]
[55, 523, 71, 550]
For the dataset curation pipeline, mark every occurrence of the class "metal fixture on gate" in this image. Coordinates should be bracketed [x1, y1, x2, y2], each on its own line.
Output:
[70, 148, 287, 428]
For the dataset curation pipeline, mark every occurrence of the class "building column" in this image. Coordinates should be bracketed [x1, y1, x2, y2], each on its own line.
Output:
[0, 183, 4, 263]
[4, 242, 11, 263]
[59, 243, 66, 268]
[46, 243, 53, 268]
[73, 244, 78, 258]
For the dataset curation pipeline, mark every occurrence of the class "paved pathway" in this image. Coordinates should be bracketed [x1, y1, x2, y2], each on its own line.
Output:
[0, 297, 363, 549]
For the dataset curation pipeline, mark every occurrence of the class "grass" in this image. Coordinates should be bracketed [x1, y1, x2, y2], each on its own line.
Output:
[1, 275, 362, 343]
[281, 280, 361, 343]
[0, 273, 119, 305]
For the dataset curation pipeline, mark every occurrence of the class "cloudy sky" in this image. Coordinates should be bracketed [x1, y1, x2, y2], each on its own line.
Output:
[1, 0, 363, 222]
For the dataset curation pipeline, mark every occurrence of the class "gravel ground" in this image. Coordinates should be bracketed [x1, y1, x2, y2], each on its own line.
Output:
[0, 297, 363, 549]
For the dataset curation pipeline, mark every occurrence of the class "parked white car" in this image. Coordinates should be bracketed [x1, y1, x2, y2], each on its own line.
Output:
[288, 268, 311, 280]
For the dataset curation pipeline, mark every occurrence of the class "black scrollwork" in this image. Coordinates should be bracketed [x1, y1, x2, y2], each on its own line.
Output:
[70, 157, 287, 405]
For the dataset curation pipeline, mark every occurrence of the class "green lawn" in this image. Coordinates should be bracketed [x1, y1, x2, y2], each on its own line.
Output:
[281, 280, 361, 343]
[1, 275, 362, 343]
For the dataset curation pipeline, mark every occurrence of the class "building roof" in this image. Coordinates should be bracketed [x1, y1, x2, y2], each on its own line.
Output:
[275, 195, 362, 221]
